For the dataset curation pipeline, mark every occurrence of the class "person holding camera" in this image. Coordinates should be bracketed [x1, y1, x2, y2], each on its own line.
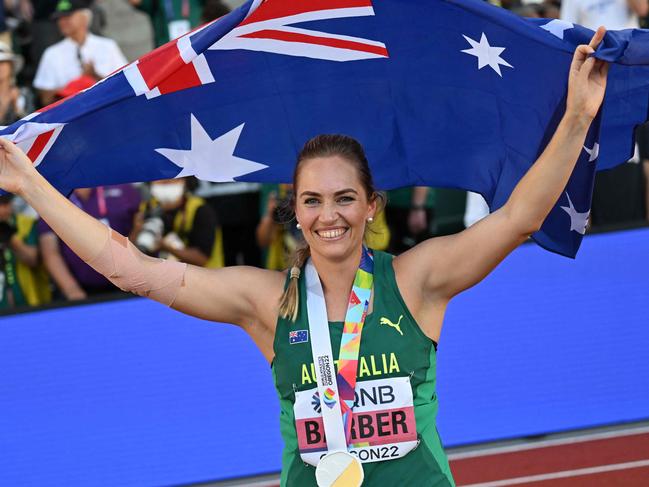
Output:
[256, 184, 301, 270]
[133, 178, 221, 268]
[0, 194, 50, 309]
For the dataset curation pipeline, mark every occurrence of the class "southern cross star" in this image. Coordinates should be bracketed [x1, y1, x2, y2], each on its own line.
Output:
[584, 142, 599, 163]
[155, 115, 267, 181]
[461, 32, 513, 77]
[560, 192, 589, 235]
[540, 19, 574, 40]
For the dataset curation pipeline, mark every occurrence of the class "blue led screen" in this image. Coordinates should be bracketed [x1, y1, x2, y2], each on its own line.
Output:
[1, 228, 648, 486]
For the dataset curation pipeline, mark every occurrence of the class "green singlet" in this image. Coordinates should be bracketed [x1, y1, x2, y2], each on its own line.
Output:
[272, 250, 455, 486]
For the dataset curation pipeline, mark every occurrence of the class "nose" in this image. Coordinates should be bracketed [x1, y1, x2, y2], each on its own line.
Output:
[319, 200, 338, 224]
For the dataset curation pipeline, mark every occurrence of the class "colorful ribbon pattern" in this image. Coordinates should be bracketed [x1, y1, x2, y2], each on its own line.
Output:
[336, 246, 374, 446]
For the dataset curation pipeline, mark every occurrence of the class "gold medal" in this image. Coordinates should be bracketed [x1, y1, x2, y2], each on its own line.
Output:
[315, 451, 364, 487]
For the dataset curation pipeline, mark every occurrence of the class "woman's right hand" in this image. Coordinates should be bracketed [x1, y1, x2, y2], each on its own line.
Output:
[0, 137, 38, 196]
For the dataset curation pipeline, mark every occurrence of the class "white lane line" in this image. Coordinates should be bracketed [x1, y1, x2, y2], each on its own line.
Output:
[448, 426, 649, 460]
[459, 459, 649, 487]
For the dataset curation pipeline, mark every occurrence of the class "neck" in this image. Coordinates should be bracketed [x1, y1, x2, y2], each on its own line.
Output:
[310, 245, 363, 294]
[70, 31, 88, 46]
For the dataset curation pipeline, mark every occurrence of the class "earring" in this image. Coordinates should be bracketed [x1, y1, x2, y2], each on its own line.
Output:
[367, 217, 374, 223]
[296, 223, 302, 229]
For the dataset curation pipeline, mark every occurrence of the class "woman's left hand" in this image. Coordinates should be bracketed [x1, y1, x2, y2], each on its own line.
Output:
[566, 26, 610, 123]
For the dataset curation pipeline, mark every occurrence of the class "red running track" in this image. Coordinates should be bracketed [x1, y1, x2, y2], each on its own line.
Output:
[448, 426, 649, 486]
[213, 425, 649, 486]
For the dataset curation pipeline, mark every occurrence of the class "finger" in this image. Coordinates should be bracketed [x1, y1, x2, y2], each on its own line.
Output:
[580, 55, 597, 76]
[570, 44, 594, 72]
[597, 59, 610, 80]
[0, 137, 20, 156]
[588, 26, 607, 50]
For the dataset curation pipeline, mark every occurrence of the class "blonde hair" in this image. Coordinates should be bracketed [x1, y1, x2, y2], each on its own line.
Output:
[278, 245, 311, 322]
[277, 134, 384, 322]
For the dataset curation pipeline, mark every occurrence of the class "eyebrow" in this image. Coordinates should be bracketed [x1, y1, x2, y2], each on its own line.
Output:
[299, 188, 359, 198]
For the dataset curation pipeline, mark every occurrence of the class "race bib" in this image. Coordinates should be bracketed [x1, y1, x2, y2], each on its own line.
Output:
[168, 19, 191, 40]
[294, 376, 418, 466]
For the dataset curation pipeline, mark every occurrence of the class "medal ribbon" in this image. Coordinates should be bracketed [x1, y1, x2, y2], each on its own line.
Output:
[305, 246, 373, 453]
[336, 246, 373, 444]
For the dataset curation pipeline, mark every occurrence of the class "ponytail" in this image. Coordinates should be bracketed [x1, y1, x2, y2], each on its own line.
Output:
[278, 244, 311, 322]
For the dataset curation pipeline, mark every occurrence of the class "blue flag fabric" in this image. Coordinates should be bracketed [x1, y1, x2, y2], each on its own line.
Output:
[3, 0, 649, 257]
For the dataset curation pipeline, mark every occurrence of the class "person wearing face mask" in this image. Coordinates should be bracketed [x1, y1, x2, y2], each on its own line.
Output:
[38, 184, 141, 300]
[133, 178, 222, 268]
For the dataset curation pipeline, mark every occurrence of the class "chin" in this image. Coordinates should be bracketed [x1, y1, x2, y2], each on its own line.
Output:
[309, 235, 362, 261]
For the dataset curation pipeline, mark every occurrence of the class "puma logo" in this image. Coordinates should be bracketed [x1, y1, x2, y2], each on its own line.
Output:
[379, 315, 404, 336]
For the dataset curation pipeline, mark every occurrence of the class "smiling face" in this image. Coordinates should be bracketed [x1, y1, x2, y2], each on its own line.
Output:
[294, 155, 376, 262]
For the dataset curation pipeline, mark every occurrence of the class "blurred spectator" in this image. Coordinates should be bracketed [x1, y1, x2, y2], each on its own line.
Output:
[200, 0, 228, 23]
[133, 178, 222, 267]
[590, 142, 646, 228]
[256, 184, 300, 270]
[0, 42, 33, 124]
[38, 185, 141, 300]
[539, 0, 561, 18]
[28, 0, 62, 81]
[0, 194, 51, 309]
[641, 6, 649, 26]
[196, 180, 260, 266]
[28, 0, 104, 74]
[638, 122, 649, 220]
[385, 187, 434, 254]
[510, 2, 539, 17]
[33, 0, 127, 107]
[0, 1, 10, 49]
[510, 1, 561, 18]
[561, 0, 648, 29]
[128, 0, 228, 48]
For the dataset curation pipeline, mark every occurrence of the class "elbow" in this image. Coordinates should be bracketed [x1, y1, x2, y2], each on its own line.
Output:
[522, 219, 543, 237]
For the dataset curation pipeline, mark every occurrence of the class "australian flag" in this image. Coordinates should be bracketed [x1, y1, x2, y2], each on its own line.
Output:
[3, 0, 649, 257]
[289, 330, 309, 344]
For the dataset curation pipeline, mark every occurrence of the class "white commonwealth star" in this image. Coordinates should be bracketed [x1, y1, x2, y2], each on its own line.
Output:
[540, 19, 574, 40]
[584, 142, 599, 163]
[155, 115, 267, 181]
[560, 192, 589, 235]
[461, 33, 513, 77]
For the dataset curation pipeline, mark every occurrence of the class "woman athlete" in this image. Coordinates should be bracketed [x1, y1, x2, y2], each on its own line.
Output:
[0, 28, 608, 487]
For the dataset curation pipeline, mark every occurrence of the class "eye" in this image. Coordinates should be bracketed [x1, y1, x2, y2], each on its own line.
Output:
[303, 197, 319, 205]
[337, 195, 355, 203]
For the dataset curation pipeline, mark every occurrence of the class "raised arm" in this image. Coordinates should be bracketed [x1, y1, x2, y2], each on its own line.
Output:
[0, 139, 284, 358]
[395, 28, 609, 320]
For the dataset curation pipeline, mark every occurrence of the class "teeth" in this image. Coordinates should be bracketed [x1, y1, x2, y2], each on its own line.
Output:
[319, 229, 345, 238]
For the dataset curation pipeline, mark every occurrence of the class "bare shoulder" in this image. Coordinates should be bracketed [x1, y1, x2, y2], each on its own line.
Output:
[392, 235, 454, 297]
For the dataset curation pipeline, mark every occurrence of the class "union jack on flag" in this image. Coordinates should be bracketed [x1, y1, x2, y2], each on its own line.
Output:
[3, 0, 649, 257]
